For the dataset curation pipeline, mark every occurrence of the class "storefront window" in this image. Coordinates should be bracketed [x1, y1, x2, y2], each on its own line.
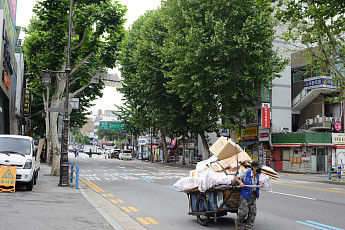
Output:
[282, 149, 290, 161]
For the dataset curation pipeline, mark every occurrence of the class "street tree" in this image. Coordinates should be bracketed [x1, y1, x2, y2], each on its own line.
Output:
[96, 129, 126, 143]
[119, 10, 194, 162]
[160, 0, 287, 155]
[276, 0, 345, 90]
[23, 0, 126, 174]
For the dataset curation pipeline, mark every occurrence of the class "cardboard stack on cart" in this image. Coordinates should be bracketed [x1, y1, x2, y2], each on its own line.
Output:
[209, 136, 251, 174]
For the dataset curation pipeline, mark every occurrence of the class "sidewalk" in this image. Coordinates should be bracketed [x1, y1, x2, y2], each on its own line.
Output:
[0, 163, 121, 230]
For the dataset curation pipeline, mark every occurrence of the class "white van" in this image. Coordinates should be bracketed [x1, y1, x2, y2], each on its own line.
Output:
[0, 135, 39, 191]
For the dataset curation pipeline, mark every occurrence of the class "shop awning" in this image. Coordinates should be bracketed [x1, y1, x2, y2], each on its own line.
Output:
[306, 143, 335, 147]
[271, 144, 304, 147]
[334, 145, 345, 149]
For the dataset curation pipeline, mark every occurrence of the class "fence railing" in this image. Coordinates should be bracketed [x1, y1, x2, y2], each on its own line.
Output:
[328, 163, 344, 180]
[69, 161, 79, 189]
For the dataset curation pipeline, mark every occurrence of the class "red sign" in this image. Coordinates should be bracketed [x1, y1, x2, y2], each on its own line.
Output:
[334, 121, 342, 131]
[3, 71, 10, 89]
[261, 103, 270, 128]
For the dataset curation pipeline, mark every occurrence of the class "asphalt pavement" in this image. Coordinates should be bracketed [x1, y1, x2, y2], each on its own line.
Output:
[1, 155, 343, 230]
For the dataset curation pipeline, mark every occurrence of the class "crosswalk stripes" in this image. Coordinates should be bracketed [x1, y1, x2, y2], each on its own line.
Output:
[165, 185, 177, 190]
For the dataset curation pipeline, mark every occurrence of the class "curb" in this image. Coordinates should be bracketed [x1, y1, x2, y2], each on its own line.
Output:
[79, 180, 146, 230]
[80, 187, 125, 230]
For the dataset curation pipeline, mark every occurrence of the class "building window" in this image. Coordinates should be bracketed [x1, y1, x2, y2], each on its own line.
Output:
[282, 149, 290, 161]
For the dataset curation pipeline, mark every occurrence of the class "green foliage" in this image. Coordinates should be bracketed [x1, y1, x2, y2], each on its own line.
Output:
[161, 0, 286, 129]
[276, 0, 345, 96]
[118, 9, 192, 138]
[23, 0, 127, 136]
[119, 0, 286, 144]
[74, 130, 90, 145]
[96, 129, 126, 142]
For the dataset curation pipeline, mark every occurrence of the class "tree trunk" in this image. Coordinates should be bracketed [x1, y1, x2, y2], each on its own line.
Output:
[199, 132, 210, 159]
[159, 130, 169, 163]
[182, 138, 186, 165]
[50, 73, 66, 175]
[45, 115, 51, 165]
[50, 111, 60, 175]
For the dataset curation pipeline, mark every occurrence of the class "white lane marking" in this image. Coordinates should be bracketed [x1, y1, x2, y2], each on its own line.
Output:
[267, 191, 316, 200]
[330, 187, 345, 191]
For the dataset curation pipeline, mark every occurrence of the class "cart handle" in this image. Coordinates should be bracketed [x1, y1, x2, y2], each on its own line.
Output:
[214, 184, 262, 190]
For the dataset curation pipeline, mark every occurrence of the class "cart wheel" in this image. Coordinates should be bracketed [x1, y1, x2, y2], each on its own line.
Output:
[196, 196, 210, 226]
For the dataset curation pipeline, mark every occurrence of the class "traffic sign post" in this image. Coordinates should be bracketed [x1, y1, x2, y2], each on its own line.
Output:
[0, 165, 17, 193]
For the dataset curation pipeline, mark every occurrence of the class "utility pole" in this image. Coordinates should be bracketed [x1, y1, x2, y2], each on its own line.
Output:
[59, 0, 73, 186]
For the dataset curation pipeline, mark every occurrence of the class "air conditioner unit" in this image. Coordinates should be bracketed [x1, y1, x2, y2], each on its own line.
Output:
[315, 117, 323, 123]
[324, 117, 332, 122]
[306, 119, 314, 125]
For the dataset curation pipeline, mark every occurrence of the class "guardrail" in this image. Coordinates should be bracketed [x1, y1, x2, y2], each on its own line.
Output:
[69, 161, 79, 189]
[328, 163, 344, 180]
[169, 156, 201, 166]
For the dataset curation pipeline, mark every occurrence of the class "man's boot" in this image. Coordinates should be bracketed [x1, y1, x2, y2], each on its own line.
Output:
[234, 219, 240, 230]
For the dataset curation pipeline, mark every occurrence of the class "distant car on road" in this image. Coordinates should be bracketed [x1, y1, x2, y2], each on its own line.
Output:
[119, 150, 133, 160]
[111, 149, 121, 159]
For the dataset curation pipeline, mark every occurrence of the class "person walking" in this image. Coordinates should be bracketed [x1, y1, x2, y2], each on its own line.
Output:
[234, 161, 263, 230]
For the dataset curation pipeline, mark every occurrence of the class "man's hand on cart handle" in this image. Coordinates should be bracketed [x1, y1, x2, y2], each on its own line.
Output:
[234, 176, 245, 187]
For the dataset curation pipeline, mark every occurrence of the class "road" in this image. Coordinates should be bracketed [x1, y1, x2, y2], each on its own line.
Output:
[71, 153, 345, 230]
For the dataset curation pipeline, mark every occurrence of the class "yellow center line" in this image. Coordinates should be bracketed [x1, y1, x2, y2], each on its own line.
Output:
[145, 217, 159, 224]
[86, 180, 105, 192]
[137, 218, 150, 225]
[110, 199, 118, 204]
[107, 194, 114, 197]
[272, 182, 345, 194]
[101, 194, 108, 197]
[80, 177, 101, 192]
[129, 207, 139, 212]
[121, 207, 132, 212]
[116, 199, 125, 203]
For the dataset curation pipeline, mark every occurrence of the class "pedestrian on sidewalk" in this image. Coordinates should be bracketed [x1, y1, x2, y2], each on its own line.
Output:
[234, 161, 263, 230]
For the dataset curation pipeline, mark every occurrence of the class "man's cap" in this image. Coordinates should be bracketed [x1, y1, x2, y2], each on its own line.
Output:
[251, 161, 262, 168]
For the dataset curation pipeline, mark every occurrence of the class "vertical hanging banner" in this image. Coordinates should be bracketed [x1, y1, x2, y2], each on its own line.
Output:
[23, 88, 31, 117]
[261, 83, 270, 102]
[261, 103, 270, 128]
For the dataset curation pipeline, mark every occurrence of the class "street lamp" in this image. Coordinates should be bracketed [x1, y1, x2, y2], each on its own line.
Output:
[41, 73, 51, 87]
[59, 0, 74, 186]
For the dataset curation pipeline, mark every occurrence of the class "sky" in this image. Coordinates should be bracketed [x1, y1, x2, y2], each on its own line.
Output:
[16, 0, 162, 115]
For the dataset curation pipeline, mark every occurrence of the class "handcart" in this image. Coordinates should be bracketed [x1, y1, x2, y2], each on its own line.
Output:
[186, 184, 260, 226]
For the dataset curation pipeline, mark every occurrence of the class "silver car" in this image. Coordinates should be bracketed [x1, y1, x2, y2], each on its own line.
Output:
[119, 150, 133, 160]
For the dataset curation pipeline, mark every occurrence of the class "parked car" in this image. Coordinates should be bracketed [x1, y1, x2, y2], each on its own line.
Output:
[111, 149, 121, 159]
[0, 135, 40, 191]
[119, 150, 133, 160]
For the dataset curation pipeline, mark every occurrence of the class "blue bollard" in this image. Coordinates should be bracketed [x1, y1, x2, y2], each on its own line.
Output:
[328, 163, 331, 180]
[76, 165, 79, 189]
[70, 162, 74, 183]
[337, 165, 341, 179]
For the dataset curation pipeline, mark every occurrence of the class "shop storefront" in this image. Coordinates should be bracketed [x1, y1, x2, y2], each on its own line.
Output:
[239, 126, 260, 161]
[331, 133, 345, 173]
[271, 132, 332, 173]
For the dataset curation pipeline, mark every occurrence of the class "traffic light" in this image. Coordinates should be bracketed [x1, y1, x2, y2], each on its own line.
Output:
[128, 136, 131, 143]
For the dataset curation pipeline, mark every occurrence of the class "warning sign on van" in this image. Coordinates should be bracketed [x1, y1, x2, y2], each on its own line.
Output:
[0, 165, 17, 193]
